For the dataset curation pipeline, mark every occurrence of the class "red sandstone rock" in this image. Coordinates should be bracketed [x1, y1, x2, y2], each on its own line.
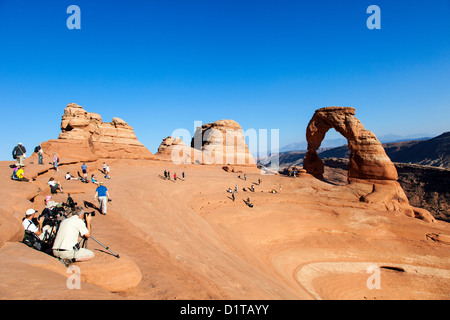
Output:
[191, 120, 256, 166]
[41, 103, 153, 162]
[304, 107, 397, 181]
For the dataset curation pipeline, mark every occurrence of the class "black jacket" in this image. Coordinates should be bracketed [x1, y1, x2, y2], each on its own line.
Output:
[12, 145, 26, 158]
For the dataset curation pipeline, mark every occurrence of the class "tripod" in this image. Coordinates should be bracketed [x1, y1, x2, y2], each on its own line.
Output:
[80, 235, 120, 258]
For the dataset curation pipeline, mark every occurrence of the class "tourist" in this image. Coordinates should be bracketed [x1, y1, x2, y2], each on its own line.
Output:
[12, 143, 27, 166]
[52, 153, 59, 172]
[48, 177, 63, 194]
[94, 182, 111, 215]
[81, 163, 87, 179]
[35, 144, 44, 165]
[52, 206, 94, 267]
[91, 174, 99, 185]
[65, 172, 78, 180]
[16, 165, 30, 182]
[22, 209, 44, 239]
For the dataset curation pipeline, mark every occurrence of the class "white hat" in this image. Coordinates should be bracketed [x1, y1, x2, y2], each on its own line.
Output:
[45, 200, 58, 208]
[26, 209, 37, 216]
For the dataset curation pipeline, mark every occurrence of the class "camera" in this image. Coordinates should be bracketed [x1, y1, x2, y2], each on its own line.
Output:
[84, 211, 96, 219]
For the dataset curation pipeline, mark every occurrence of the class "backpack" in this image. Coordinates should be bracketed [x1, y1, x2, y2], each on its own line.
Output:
[11, 169, 18, 181]
[22, 230, 42, 251]
[22, 220, 43, 251]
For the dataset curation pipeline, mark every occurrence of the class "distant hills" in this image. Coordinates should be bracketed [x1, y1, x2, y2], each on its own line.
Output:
[261, 132, 450, 169]
[279, 133, 433, 153]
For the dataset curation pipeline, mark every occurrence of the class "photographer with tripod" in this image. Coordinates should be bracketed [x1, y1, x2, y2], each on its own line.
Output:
[52, 206, 95, 267]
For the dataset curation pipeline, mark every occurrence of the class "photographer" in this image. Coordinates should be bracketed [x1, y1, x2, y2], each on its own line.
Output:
[52, 206, 94, 267]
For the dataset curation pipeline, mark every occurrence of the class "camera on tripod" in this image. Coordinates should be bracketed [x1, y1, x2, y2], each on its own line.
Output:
[84, 211, 96, 220]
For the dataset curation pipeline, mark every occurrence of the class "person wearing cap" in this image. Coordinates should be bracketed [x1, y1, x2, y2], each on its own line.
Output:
[12, 143, 26, 166]
[52, 206, 94, 266]
[22, 209, 45, 240]
[94, 182, 111, 215]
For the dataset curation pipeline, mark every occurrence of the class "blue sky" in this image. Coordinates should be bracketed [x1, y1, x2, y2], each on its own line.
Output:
[0, 0, 449, 160]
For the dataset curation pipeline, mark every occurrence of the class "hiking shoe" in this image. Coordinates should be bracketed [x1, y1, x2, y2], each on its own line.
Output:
[61, 258, 72, 268]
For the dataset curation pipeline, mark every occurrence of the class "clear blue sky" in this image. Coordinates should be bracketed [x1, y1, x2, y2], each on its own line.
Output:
[0, 0, 449, 160]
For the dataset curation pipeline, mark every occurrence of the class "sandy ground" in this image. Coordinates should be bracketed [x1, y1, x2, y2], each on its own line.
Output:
[0, 157, 449, 300]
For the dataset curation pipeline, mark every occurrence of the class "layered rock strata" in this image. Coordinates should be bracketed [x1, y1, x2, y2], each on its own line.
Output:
[191, 120, 256, 166]
[304, 107, 397, 181]
[41, 103, 153, 161]
[304, 107, 434, 222]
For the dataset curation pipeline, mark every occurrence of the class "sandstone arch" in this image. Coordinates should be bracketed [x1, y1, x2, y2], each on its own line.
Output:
[304, 107, 398, 182]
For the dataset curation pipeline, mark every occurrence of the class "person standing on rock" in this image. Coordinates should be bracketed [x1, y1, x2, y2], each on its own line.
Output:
[52, 153, 59, 172]
[232, 192, 235, 202]
[81, 163, 88, 179]
[94, 182, 111, 215]
[12, 142, 26, 166]
[35, 144, 44, 165]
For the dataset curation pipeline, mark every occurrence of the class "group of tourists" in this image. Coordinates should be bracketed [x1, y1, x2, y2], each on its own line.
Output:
[11, 142, 113, 267]
[163, 169, 185, 181]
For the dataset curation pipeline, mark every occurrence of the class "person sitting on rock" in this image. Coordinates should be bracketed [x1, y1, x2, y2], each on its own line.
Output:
[48, 177, 63, 194]
[16, 165, 30, 182]
[65, 172, 79, 181]
[91, 174, 99, 185]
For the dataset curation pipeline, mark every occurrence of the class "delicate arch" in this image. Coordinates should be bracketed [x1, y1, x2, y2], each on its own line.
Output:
[303, 107, 398, 182]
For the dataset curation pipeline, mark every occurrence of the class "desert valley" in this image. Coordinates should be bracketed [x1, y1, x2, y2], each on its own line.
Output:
[0, 103, 449, 300]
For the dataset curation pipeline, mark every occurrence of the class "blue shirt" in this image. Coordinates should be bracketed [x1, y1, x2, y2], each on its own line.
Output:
[96, 185, 108, 197]
[81, 164, 87, 170]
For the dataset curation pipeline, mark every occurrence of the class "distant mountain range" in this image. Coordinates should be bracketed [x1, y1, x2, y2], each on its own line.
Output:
[279, 133, 433, 153]
[261, 132, 450, 169]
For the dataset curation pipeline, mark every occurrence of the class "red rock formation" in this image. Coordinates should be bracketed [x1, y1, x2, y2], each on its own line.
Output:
[155, 136, 203, 164]
[41, 103, 153, 162]
[304, 107, 397, 181]
[304, 107, 435, 222]
[191, 120, 256, 166]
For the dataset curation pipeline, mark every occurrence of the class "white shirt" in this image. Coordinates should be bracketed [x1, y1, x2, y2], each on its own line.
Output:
[52, 215, 89, 251]
[22, 218, 38, 233]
